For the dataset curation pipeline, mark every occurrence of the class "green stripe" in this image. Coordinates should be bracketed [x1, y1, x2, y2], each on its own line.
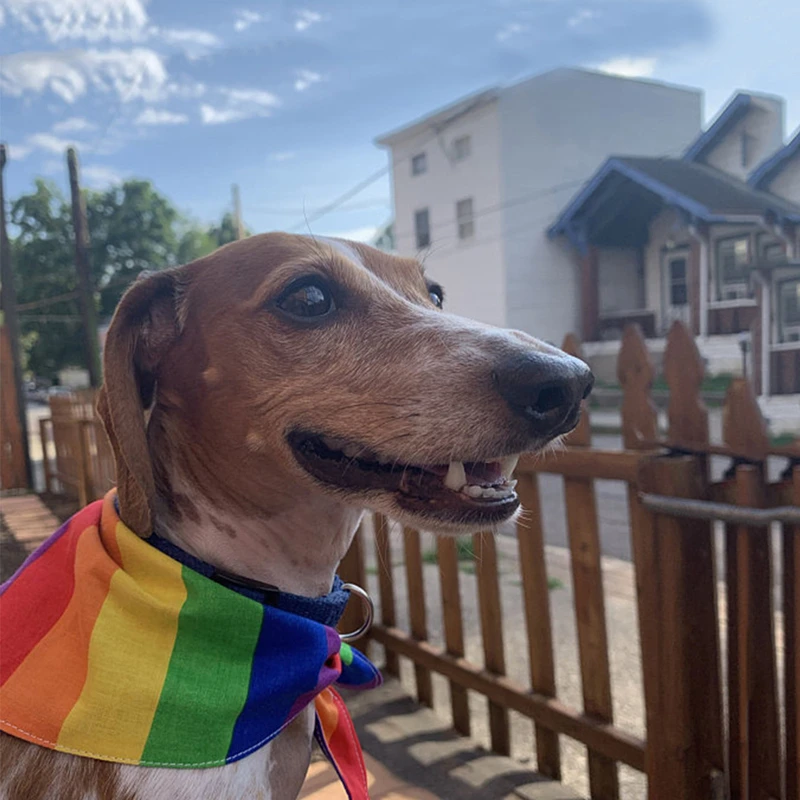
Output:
[141, 566, 263, 765]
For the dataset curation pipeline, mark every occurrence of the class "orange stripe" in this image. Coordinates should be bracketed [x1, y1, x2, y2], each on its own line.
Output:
[0, 523, 118, 746]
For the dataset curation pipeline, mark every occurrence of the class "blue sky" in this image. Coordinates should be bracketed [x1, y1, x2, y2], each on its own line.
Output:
[1, 0, 799, 242]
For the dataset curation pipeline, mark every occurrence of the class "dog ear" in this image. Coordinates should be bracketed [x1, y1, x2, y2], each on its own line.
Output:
[96, 269, 182, 536]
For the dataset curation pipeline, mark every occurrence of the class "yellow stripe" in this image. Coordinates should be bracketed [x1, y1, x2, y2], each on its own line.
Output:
[57, 522, 187, 761]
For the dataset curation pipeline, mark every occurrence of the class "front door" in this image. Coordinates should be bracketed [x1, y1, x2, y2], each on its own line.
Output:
[662, 251, 690, 332]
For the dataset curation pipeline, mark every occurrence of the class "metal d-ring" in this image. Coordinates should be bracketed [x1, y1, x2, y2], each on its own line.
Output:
[339, 583, 374, 642]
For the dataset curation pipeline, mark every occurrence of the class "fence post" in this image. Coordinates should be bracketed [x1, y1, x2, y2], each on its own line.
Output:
[39, 418, 53, 493]
[637, 456, 725, 800]
[562, 333, 618, 799]
[338, 522, 368, 653]
[722, 380, 781, 800]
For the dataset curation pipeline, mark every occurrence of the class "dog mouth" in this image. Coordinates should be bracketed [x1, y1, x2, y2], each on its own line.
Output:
[287, 431, 521, 526]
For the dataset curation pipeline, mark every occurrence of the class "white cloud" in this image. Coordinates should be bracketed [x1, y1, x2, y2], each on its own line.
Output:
[326, 226, 379, 243]
[154, 26, 221, 59]
[1, 0, 149, 43]
[7, 143, 33, 160]
[26, 131, 81, 152]
[496, 22, 528, 42]
[294, 9, 322, 31]
[200, 105, 244, 125]
[81, 164, 123, 187]
[52, 115, 95, 132]
[568, 8, 598, 28]
[0, 47, 168, 104]
[200, 87, 280, 125]
[234, 9, 266, 32]
[596, 56, 657, 79]
[270, 150, 296, 161]
[294, 69, 322, 92]
[135, 107, 188, 125]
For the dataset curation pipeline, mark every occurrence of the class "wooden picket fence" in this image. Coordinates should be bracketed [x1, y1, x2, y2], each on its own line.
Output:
[39, 321, 799, 800]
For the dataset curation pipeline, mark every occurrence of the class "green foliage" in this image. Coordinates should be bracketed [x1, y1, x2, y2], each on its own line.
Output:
[10, 177, 240, 380]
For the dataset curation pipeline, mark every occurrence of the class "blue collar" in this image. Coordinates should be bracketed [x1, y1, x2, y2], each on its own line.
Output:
[147, 531, 351, 628]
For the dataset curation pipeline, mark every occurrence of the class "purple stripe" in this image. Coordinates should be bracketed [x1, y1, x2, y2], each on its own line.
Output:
[0, 518, 70, 596]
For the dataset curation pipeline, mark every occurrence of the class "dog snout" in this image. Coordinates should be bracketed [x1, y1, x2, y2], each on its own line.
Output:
[492, 354, 594, 438]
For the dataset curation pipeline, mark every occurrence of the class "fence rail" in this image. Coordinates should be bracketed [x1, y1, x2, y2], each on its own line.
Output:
[38, 320, 799, 800]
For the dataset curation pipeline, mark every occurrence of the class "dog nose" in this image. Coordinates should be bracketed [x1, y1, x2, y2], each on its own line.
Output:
[492, 354, 594, 438]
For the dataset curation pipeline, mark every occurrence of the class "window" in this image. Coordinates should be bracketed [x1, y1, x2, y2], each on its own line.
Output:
[757, 233, 785, 263]
[414, 208, 430, 248]
[668, 257, 688, 306]
[411, 153, 427, 176]
[778, 280, 800, 343]
[456, 198, 474, 240]
[716, 235, 751, 299]
[452, 135, 471, 162]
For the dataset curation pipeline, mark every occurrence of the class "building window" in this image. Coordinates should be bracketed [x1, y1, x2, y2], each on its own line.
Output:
[456, 198, 474, 240]
[411, 153, 427, 176]
[757, 233, 786, 263]
[414, 208, 430, 248]
[715, 235, 751, 300]
[452, 135, 471, 162]
[668, 257, 688, 306]
[778, 279, 800, 343]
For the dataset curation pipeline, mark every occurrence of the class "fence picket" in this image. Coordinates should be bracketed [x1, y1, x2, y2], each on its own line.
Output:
[664, 321, 708, 450]
[473, 531, 511, 756]
[437, 536, 471, 736]
[786, 467, 800, 800]
[618, 324, 658, 449]
[374, 513, 399, 676]
[516, 473, 561, 779]
[403, 527, 433, 707]
[562, 333, 619, 798]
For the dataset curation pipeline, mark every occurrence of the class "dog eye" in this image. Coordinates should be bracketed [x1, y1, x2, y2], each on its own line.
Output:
[428, 288, 443, 309]
[277, 280, 335, 320]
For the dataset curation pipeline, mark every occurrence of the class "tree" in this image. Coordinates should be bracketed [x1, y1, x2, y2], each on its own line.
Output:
[11, 177, 240, 380]
[11, 180, 84, 378]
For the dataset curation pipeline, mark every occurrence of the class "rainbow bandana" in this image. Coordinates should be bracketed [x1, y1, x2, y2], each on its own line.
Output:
[0, 491, 380, 799]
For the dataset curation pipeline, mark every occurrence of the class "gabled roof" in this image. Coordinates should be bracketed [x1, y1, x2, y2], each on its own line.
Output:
[683, 92, 751, 162]
[375, 88, 498, 147]
[748, 128, 800, 188]
[549, 156, 800, 243]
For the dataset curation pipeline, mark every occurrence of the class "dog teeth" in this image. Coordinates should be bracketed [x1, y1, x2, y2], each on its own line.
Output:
[460, 481, 517, 501]
[500, 454, 520, 479]
[444, 461, 466, 491]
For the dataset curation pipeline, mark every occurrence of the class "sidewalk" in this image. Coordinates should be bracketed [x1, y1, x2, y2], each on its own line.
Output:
[300, 680, 581, 800]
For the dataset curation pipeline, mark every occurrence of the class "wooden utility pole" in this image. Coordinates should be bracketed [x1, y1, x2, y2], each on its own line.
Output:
[232, 184, 245, 240]
[0, 144, 33, 489]
[67, 147, 101, 387]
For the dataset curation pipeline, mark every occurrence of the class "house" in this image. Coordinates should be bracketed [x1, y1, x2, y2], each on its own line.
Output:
[549, 95, 800, 396]
[375, 68, 702, 339]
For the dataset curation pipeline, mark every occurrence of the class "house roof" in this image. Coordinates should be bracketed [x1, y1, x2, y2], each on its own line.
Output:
[684, 92, 752, 162]
[549, 156, 800, 246]
[748, 128, 800, 188]
[374, 88, 498, 147]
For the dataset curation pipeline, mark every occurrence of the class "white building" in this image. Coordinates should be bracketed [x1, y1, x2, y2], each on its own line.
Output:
[375, 67, 702, 343]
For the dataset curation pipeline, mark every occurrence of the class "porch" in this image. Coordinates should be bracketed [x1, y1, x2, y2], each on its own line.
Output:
[549, 155, 800, 352]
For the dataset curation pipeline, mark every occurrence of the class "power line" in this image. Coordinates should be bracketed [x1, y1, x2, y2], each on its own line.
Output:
[287, 96, 490, 232]
[394, 141, 696, 249]
[288, 166, 390, 233]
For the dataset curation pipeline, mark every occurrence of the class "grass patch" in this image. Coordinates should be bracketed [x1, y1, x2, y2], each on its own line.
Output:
[422, 536, 476, 565]
[510, 576, 565, 591]
[771, 432, 798, 447]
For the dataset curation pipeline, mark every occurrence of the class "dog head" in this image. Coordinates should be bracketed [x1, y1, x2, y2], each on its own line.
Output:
[97, 232, 592, 537]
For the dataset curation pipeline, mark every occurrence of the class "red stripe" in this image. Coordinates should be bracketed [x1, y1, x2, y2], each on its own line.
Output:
[0, 504, 97, 685]
[322, 688, 370, 800]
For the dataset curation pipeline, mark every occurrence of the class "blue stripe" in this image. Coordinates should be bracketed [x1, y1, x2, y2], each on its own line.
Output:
[226, 608, 334, 761]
